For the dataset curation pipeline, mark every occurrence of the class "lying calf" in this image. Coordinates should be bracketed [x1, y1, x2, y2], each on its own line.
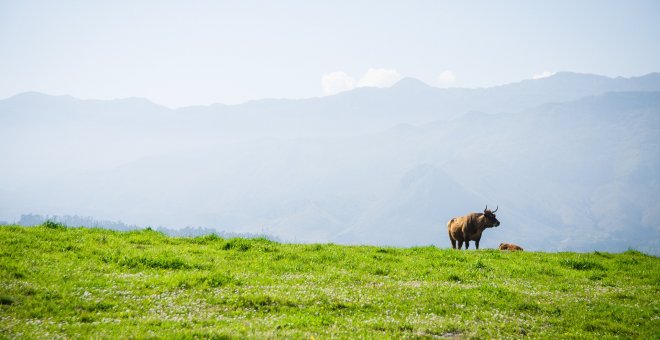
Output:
[499, 243, 524, 251]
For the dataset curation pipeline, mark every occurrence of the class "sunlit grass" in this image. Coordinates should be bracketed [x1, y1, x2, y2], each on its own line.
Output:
[1, 224, 658, 338]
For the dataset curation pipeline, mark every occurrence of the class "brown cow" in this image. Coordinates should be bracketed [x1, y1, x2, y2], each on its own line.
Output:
[447, 205, 500, 250]
[499, 243, 523, 251]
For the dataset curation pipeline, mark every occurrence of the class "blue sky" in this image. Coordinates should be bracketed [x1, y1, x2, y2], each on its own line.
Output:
[1, 1, 659, 107]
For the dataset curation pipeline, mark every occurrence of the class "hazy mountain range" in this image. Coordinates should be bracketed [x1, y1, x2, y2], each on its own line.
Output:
[1, 72, 659, 254]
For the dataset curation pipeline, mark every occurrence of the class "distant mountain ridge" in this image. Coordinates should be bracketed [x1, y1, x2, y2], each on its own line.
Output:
[4, 72, 660, 140]
[4, 71, 660, 119]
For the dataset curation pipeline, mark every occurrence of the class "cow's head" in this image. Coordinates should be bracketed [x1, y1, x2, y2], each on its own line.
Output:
[483, 205, 500, 227]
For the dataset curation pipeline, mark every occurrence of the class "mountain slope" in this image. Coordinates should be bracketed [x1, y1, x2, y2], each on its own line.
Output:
[411, 91, 660, 253]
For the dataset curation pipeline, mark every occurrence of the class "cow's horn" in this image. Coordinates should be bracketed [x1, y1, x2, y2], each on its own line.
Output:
[493, 205, 499, 213]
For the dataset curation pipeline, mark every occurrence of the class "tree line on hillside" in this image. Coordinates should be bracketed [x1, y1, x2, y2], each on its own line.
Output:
[1, 213, 281, 241]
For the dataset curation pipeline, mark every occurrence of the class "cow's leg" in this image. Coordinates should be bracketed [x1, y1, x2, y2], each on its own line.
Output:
[475, 239, 480, 250]
[449, 231, 456, 249]
[457, 240, 464, 250]
[465, 240, 470, 250]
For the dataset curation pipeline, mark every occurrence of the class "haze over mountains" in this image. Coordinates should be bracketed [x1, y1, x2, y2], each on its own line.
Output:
[1, 72, 659, 254]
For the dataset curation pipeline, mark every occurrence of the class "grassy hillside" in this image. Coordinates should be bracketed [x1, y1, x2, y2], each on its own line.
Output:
[1, 224, 658, 338]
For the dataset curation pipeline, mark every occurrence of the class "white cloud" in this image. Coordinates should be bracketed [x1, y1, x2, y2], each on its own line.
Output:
[533, 71, 555, 79]
[321, 71, 356, 95]
[437, 70, 456, 86]
[321, 68, 402, 95]
[357, 68, 402, 88]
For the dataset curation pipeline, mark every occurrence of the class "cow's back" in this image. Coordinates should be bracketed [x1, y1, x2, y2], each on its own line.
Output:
[456, 213, 484, 240]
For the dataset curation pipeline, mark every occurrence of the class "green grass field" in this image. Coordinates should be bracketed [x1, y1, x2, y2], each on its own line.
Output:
[1, 223, 658, 338]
